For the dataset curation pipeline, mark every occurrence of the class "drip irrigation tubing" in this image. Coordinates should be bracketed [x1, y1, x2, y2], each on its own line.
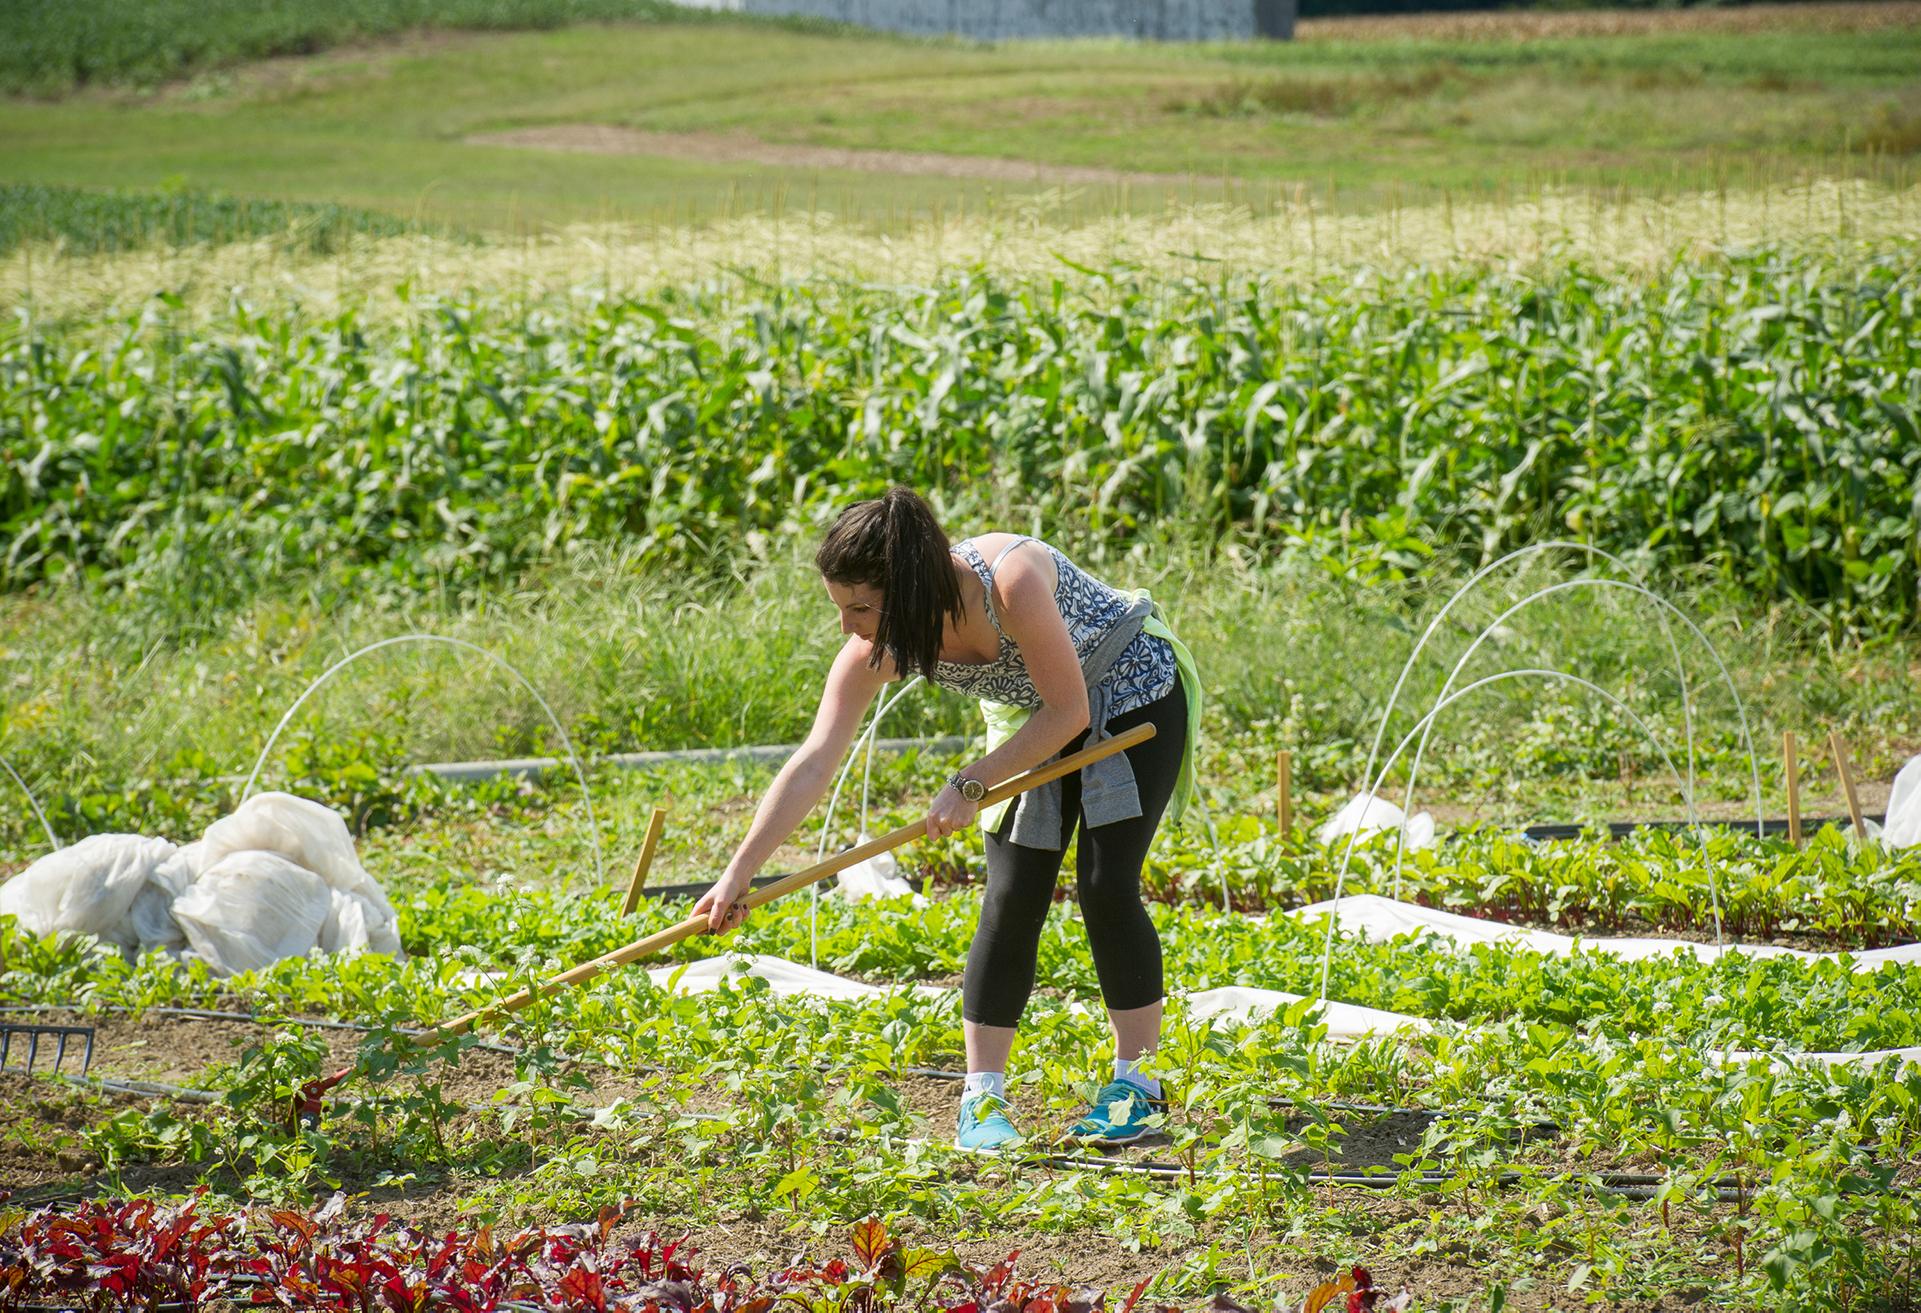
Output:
[16, 1007, 1914, 1209]
[8, 1002, 1563, 1131]
[28, 1067, 1883, 1213]
[1521, 814, 1885, 842]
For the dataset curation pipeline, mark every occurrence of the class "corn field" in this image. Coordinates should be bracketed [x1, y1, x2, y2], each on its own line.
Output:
[4, 243, 1918, 626]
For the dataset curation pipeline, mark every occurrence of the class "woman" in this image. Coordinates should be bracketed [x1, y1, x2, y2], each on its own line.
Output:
[695, 487, 1200, 1151]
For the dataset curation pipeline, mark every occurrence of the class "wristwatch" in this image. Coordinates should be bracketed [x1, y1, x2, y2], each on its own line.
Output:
[949, 771, 986, 803]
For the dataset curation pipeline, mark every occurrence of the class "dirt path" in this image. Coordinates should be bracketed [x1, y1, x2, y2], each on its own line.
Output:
[466, 125, 1182, 186]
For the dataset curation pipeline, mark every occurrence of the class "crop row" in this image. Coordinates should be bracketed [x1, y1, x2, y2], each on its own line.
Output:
[1136, 821, 1921, 946]
[5, 819, 1919, 1306]
[0, 184, 466, 258]
[0, 1193, 1149, 1313]
[7, 861, 1917, 1053]
[18, 930, 1921, 1308]
[2, 0, 685, 95]
[6, 245, 1918, 625]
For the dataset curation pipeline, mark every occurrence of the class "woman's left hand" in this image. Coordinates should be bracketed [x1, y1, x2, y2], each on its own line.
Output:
[925, 784, 978, 839]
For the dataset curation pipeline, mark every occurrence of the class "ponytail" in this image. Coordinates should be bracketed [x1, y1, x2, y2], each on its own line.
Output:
[816, 487, 963, 678]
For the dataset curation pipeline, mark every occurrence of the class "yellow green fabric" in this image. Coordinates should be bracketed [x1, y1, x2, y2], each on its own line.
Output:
[978, 595, 1201, 836]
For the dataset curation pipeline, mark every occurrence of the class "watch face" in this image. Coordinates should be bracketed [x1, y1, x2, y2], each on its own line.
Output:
[959, 777, 985, 802]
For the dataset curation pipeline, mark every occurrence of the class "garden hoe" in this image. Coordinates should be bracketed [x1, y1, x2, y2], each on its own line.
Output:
[293, 722, 1156, 1121]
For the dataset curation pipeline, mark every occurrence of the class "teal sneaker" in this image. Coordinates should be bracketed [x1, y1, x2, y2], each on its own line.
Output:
[1068, 1079, 1165, 1146]
[955, 1092, 1023, 1153]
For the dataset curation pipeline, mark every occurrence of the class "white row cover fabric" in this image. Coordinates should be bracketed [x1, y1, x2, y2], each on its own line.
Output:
[0, 793, 401, 975]
[1316, 794, 1436, 852]
[836, 838, 925, 905]
[1880, 753, 1921, 849]
[1181, 981, 1921, 1069]
[630, 951, 1914, 1069]
[1286, 893, 1921, 971]
[1183, 985, 1436, 1037]
[647, 952, 948, 1000]
[174, 851, 332, 976]
[0, 834, 181, 954]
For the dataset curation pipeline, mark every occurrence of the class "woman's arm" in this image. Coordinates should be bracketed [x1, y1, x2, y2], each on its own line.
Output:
[924, 543, 1089, 838]
[695, 637, 893, 930]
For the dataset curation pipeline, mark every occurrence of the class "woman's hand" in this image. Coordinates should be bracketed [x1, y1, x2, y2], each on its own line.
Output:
[694, 870, 754, 934]
[925, 784, 979, 840]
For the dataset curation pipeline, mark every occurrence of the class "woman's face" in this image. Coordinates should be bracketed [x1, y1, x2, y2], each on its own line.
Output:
[824, 577, 885, 641]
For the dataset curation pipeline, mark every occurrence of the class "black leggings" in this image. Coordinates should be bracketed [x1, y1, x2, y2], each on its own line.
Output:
[962, 679, 1186, 1028]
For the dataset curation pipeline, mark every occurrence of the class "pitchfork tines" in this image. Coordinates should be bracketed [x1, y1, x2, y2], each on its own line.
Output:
[0, 1021, 96, 1077]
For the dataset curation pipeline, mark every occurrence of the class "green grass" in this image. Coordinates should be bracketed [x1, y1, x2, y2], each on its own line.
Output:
[1, 17, 1917, 227]
[6, 538, 1918, 877]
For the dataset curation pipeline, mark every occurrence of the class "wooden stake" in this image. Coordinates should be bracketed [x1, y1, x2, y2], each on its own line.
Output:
[1828, 730, 1869, 842]
[1276, 750, 1294, 845]
[619, 807, 668, 916]
[1783, 732, 1801, 848]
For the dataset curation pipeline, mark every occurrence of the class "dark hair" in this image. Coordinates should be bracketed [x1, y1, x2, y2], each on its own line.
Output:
[815, 487, 964, 679]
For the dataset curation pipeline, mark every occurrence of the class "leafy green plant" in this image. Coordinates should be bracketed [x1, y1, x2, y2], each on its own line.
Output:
[7, 249, 1917, 628]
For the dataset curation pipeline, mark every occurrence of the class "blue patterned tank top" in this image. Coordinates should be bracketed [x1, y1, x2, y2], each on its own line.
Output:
[929, 537, 1177, 714]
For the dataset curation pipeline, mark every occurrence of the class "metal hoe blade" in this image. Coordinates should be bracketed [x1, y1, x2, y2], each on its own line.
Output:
[0, 1022, 95, 1077]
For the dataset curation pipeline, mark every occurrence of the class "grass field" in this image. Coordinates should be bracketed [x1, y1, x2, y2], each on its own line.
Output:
[3, 5, 1920, 227]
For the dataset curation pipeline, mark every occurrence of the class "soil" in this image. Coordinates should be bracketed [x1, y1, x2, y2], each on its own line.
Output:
[1, 1011, 1907, 1313]
[0, 1010, 1631, 1187]
[465, 125, 1179, 187]
[1365, 901, 1916, 955]
[0, 1073, 125, 1190]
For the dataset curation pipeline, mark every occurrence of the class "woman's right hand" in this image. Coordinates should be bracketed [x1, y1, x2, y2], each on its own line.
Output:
[694, 870, 754, 934]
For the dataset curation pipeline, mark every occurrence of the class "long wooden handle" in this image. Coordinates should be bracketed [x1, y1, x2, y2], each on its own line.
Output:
[422, 721, 1156, 1042]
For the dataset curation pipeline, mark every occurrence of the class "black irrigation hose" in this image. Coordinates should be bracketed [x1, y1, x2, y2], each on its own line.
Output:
[63, 1073, 222, 1104]
[1520, 814, 1885, 842]
[40, 1062, 1913, 1214]
[13, 1003, 1561, 1133]
[26, 1069, 1743, 1206]
[900, 1066, 1564, 1135]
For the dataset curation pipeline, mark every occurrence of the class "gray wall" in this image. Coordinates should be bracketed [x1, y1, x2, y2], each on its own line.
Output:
[697, 0, 1294, 41]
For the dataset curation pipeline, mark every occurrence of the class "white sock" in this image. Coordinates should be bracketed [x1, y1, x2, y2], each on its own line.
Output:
[1114, 1056, 1161, 1099]
[963, 1071, 1007, 1101]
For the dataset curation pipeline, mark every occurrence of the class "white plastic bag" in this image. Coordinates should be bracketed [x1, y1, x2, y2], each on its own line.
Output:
[1883, 754, 1921, 850]
[835, 835, 924, 904]
[321, 887, 403, 957]
[172, 851, 331, 976]
[200, 792, 400, 953]
[1316, 793, 1436, 852]
[202, 793, 391, 905]
[126, 841, 207, 955]
[0, 834, 178, 946]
